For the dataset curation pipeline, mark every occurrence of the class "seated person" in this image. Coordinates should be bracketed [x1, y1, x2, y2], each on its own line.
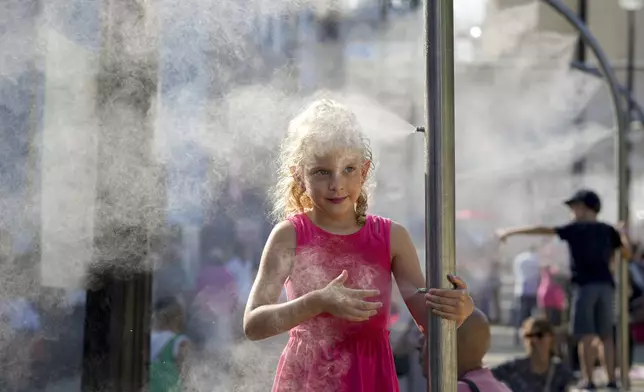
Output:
[420, 308, 511, 391]
[492, 317, 573, 391]
[624, 251, 644, 366]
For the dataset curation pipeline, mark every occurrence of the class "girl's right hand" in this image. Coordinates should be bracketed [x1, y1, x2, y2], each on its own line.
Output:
[316, 270, 382, 322]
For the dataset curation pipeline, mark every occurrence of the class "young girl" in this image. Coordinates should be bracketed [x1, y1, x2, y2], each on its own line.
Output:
[243, 99, 474, 392]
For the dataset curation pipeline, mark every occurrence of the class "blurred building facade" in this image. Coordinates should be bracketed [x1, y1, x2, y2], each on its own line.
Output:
[487, 0, 644, 216]
[483, 0, 644, 329]
[488, 0, 644, 127]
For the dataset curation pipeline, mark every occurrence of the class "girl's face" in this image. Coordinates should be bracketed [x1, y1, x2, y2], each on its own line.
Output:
[301, 149, 369, 221]
[524, 328, 553, 358]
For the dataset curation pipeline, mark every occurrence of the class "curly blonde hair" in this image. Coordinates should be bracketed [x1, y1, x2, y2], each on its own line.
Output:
[270, 99, 373, 226]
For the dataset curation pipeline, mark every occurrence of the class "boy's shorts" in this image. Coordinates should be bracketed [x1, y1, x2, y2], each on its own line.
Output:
[571, 283, 614, 338]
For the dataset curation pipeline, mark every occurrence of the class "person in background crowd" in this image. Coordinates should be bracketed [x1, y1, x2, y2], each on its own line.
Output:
[233, 186, 270, 271]
[492, 317, 574, 391]
[193, 243, 238, 350]
[215, 178, 269, 274]
[224, 239, 255, 341]
[511, 245, 541, 345]
[621, 243, 644, 371]
[537, 264, 566, 327]
[497, 189, 631, 390]
[150, 297, 191, 392]
[225, 239, 254, 311]
[536, 264, 568, 365]
[151, 229, 187, 301]
[420, 308, 511, 391]
[479, 258, 502, 324]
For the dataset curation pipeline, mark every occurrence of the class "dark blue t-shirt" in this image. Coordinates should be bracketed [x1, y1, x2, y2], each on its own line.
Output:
[555, 221, 622, 286]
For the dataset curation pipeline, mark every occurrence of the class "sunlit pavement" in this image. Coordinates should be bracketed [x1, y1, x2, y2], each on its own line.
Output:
[42, 327, 644, 391]
[486, 325, 644, 391]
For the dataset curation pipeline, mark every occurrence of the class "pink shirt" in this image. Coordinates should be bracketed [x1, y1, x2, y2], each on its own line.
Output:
[194, 266, 237, 313]
[537, 268, 566, 310]
[458, 369, 511, 392]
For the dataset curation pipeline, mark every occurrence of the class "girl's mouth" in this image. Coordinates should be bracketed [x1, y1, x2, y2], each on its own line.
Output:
[327, 197, 347, 204]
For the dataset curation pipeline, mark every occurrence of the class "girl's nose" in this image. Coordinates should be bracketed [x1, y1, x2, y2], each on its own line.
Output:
[329, 173, 343, 190]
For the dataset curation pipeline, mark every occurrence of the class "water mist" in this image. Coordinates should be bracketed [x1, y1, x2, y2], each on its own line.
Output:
[0, 0, 627, 391]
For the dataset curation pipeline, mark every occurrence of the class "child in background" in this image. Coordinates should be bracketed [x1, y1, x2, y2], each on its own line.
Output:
[537, 265, 566, 327]
[497, 189, 631, 390]
[243, 99, 474, 392]
[193, 245, 238, 348]
[420, 309, 512, 391]
[150, 297, 191, 392]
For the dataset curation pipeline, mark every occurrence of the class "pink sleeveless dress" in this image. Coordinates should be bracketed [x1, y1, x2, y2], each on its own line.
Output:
[272, 214, 399, 392]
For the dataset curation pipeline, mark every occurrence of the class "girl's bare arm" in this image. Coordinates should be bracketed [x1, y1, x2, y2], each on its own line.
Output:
[390, 222, 428, 335]
[243, 221, 324, 341]
[391, 223, 473, 333]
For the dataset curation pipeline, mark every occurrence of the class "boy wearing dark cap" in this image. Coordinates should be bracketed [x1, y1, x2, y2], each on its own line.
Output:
[497, 189, 631, 390]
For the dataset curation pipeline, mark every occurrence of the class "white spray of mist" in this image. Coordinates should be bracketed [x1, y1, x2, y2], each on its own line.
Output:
[1, 0, 420, 389]
[343, 2, 630, 299]
[0, 0, 633, 390]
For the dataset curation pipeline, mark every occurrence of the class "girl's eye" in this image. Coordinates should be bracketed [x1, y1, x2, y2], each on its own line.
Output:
[345, 166, 356, 173]
[315, 170, 330, 176]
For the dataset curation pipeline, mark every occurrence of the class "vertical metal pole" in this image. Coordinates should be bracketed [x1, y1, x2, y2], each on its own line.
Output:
[425, 0, 457, 391]
[575, 0, 587, 64]
[626, 11, 636, 123]
[572, 0, 588, 186]
[81, 0, 158, 389]
[541, 1, 629, 388]
[618, 9, 637, 390]
[617, 112, 631, 389]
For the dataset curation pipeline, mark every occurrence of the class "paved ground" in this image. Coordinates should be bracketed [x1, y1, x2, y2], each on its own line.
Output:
[43, 326, 644, 391]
